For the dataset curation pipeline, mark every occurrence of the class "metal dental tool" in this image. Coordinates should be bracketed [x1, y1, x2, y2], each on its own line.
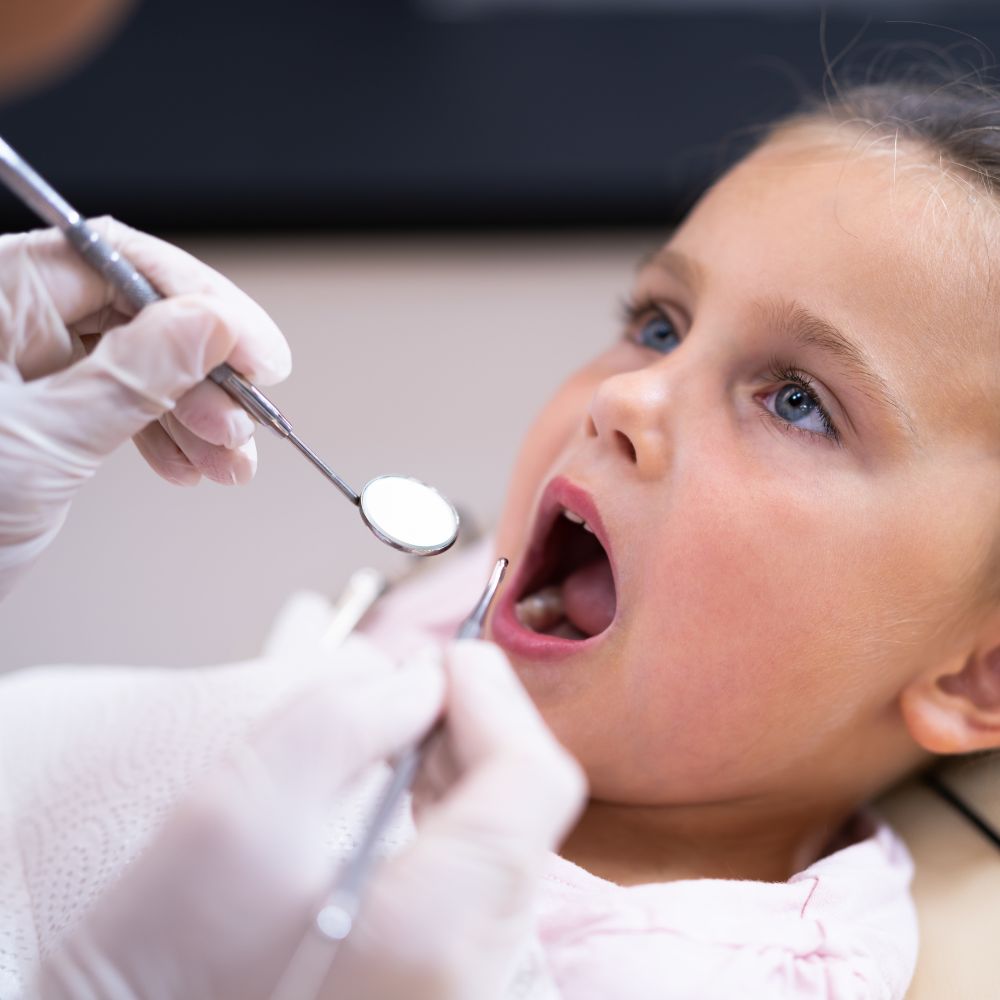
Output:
[0, 136, 460, 557]
[314, 556, 509, 947]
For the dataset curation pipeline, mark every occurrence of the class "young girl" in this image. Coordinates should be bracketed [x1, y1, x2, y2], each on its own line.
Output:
[361, 75, 1000, 998]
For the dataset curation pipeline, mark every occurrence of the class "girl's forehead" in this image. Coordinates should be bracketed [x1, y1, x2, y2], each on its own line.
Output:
[699, 130, 995, 265]
[663, 131, 1000, 440]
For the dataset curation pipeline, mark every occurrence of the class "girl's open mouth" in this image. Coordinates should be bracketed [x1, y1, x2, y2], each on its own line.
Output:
[492, 477, 618, 659]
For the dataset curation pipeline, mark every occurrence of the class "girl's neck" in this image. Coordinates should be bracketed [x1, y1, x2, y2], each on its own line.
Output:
[559, 797, 862, 886]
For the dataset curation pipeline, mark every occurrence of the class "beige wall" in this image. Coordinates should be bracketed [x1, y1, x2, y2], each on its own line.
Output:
[0, 232, 657, 672]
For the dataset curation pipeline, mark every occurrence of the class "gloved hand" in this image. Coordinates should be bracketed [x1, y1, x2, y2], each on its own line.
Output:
[0, 218, 291, 596]
[34, 639, 585, 1000]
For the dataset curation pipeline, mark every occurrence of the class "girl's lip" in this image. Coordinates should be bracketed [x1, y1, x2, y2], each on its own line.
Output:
[490, 475, 619, 662]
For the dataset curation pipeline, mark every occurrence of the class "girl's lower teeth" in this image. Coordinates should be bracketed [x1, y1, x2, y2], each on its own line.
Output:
[515, 587, 590, 640]
[549, 620, 588, 640]
[515, 585, 564, 632]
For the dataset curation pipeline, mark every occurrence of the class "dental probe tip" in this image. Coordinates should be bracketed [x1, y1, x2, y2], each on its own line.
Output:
[490, 557, 509, 590]
[456, 557, 508, 640]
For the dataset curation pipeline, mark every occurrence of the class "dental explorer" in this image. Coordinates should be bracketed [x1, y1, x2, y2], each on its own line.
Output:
[0, 136, 460, 557]
[314, 556, 509, 947]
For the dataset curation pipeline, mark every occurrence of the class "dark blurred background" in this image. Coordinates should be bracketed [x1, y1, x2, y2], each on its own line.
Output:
[2, 0, 998, 233]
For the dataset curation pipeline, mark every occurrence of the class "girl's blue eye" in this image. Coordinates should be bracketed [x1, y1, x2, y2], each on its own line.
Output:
[774, 384, 818, 424]
[636, 313, 680, 354]
[763, 380, 838, 440]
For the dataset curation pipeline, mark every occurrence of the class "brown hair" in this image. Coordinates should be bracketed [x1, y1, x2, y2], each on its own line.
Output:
[783, 75, 1000, 190]
[781, 33, 1000, 175]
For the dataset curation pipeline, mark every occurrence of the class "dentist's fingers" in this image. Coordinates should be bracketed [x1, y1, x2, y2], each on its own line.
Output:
[419, 640, 585, 852]
[412, 640, 586, 840]
[172, 380, 255, 449]
[160, 412, 257, 486]
[409, 726, 454, 822]
[0, 230, 78, 379]
[132, 421, 202, 486]
[245, 645, 446, 809]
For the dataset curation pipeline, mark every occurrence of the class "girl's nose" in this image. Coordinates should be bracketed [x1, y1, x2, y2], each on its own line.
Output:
[585, 365, 672, 479]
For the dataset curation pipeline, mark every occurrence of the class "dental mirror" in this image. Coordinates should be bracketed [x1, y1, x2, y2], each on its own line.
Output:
[285, 433, 459, 555]
[358, 474, 460, 556]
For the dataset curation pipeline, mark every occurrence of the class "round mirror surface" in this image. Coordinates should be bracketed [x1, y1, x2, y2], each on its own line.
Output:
[359, 475, 459, 556]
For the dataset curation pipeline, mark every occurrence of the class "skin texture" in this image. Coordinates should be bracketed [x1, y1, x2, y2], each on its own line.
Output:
[489, 124, 1000, 885]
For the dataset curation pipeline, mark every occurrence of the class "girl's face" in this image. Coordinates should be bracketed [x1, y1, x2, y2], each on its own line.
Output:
[489, 129, 1000, 813]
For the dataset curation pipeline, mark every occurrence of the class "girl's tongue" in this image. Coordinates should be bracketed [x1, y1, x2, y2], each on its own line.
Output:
[515, 545, 617, 639]
[561, 558, 616, 636]
[514, 505, 618, 640]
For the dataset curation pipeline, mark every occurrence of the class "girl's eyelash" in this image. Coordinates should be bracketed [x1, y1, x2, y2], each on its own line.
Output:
[765, 358, 841, 445]
[618, 292, 658, 328]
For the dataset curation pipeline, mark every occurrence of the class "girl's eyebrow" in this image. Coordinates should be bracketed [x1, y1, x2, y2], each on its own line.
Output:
[756, 297, 918, 439]
[638, 247, 706, 294]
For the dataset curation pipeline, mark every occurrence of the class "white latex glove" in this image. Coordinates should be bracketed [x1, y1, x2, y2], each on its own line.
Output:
[0, 218, 291, 597]
[34, 640, 585, 1000]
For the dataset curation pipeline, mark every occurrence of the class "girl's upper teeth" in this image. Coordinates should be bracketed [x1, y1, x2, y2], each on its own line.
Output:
[562, 508, 594, 532]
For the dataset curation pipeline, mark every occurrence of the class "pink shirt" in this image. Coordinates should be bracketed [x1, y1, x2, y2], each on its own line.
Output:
[537, 832, 915, 998]
[363, 540, 919, 999]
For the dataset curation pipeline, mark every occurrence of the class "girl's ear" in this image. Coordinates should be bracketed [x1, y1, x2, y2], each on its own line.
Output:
[900, 628, 1000, 754]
